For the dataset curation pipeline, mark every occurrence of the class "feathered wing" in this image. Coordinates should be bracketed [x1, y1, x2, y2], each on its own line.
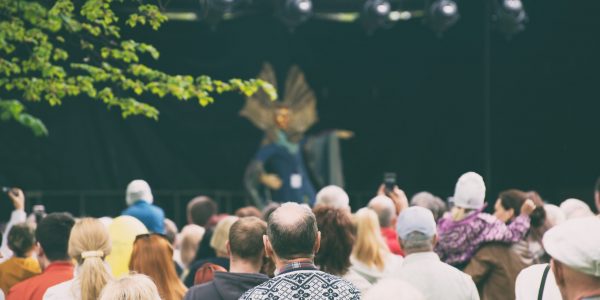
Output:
[283, 65, 318, 135]
[240, 63, 278, 131]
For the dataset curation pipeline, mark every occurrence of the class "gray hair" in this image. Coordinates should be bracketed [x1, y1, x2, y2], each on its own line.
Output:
[99, 274, 161, 300]
[368, 196, 396, 227]
[399, 231, 434, 253]
[410, 191, 447, 221]
[315, 185, 350, 209]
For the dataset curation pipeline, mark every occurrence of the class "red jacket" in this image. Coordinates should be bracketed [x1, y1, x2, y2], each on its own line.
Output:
[8, 261, 74, 300]
[381, 227, 404, 256]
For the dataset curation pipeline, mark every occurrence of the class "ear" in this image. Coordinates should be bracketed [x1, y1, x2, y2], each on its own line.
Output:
[263, 235, 274, 258]
[551, 259, 565, 287]
[226, 240, 231, 257]
[313, 231, 321, 254]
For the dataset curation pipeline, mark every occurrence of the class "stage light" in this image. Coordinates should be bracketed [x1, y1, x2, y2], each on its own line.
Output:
[276, 0, 313, 29]
[492, 0, 527, 38]
[425, 0, 460, 35]
[361, 0, 392, 33]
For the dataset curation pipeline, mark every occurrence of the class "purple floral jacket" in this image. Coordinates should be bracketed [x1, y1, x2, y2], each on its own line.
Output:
[435, 209, 531, 267]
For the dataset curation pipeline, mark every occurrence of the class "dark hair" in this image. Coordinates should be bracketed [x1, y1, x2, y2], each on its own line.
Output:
[267, 204, 317, 260]
[36, 212, 75, 261]
[235, 206, 263, 219]
[8, 223, 36, 257]
[499, 189, 546, 228]
[229, 217, 267, 264]
[313, 206, 354, 275]
[261, 202, 280, 222]
[187, 196, 217, 227]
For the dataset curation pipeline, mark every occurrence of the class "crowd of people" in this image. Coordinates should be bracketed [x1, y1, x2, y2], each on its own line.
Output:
[0, 172, 599, 300]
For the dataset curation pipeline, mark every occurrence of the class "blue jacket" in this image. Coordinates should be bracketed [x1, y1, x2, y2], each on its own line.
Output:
[122, 200, 165, 233]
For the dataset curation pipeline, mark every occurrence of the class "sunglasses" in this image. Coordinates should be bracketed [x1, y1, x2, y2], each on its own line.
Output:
[134, 232, 169, 243]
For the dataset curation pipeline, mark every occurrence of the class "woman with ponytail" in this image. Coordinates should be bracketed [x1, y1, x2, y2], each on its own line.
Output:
[43, 218, 112, 300]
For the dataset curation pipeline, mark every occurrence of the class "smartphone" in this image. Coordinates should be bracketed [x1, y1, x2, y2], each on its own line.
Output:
[384, 172, 397, 193]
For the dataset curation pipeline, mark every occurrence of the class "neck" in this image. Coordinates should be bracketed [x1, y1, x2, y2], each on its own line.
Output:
[229, 257, 262, 274]
[274, 256, 313, 271]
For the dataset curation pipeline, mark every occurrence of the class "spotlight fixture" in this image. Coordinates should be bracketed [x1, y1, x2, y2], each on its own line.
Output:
[361, 0, 392, 33]
[275, 0, 313, 29]
[425, 0, 460, 35]
[198, 0, 240, 25]
[492, 0, 527, 38]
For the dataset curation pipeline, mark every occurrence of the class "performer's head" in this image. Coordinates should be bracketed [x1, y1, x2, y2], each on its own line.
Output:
[274, 105, 291, 130]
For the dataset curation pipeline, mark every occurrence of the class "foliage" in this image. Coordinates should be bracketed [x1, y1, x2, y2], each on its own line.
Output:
[0, 0, 277, 136]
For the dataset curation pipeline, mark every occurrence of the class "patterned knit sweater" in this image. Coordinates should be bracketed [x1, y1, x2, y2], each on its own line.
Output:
[435, 211, 531, 267]
[239, 269, 360, 300]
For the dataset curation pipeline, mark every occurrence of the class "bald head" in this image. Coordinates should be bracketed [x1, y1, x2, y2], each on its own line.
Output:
[267, 203, 318, 260]
[368, 195, 396, 228]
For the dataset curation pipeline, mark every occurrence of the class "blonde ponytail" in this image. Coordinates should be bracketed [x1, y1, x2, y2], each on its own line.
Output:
[68, 218, 113, 300]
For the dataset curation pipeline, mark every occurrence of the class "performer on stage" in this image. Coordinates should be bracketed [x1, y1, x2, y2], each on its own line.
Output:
[241, 63, 353, 208]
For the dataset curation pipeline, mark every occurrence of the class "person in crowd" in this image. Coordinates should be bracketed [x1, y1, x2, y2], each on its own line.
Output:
[177, 224, 205, 279]
[235, 206, 262, 218]
[43, 218, 113, 300]
[436, 172, 535, 268]
[515, 263, 562, 300]
[494, 189, 548, 264]
[187, 196, 218, 228]
[260, 202, 280, 222]
[410, 191, 447, 222]
[1, 188, 27, 261]
[0, 223, 40, 295]
[105, 216, 148, 277]
[121, 179, 165, 233]
[99, 274, 162, 300]
[544, 204, 567, 228]
[350, 207, 403, 284]
[164, 219, 183, 275]
[184, 216, 238, 287]
[543, 217, 600, 300]
[129, 233, 187, 300]
[184, 217, 269, 300]
[396, 206, 479, 300]
[239, 202, 360, 300]
[314, 185, 351, 211]
[368, 195, 404, 256]
[363, 278, 424, 300]
[559, 198, 595, 220]
[8, 213, 75, 300]
[595, 177, 600, 214]
[314, 206, 371, 294]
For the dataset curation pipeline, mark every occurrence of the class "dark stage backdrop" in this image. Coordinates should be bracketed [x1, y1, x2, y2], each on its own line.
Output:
[1, 0, 599, 222]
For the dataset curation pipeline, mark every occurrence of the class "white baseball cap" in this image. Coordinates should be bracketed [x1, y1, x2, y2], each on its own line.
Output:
[126, 179, 154, 205]
[451, 172, 486, 209]
[543, 217, 600, 277]
[396, 206, 437, 240]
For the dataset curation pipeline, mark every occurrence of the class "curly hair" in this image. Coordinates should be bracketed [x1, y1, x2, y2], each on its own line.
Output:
[313, 206, 355, 275]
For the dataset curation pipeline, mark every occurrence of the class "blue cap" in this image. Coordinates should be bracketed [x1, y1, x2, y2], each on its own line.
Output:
[396, 206, 437, 240]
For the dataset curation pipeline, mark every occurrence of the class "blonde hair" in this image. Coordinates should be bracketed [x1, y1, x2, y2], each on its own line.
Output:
[99, 273, 161, 300]
[352, 208, 390, 270]
[68, 218, 113, 300]
[210, 216, 238, 256]
[179, 224, 205, 267]
[450, 206, 474, 221]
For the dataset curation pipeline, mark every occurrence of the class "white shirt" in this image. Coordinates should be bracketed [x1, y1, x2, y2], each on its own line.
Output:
[43, 278, 80, 300]
[395, 252, 479, 300]
[350, 253, 403, 284]
[0, 210, 26, 262]
[515, 264, 562, 300]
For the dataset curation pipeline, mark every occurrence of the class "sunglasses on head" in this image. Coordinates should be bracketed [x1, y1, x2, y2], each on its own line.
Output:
[134, 232, 169, 243]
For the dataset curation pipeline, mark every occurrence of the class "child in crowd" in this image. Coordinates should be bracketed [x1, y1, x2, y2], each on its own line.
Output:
[435, 172, 535, 269]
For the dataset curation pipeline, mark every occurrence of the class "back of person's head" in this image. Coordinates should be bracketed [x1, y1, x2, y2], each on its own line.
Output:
[267, 202, 318, 260]
[498, 189, 546, 227]
[69, 218, 113, 300]
[560, 198, 595, 220]
[544, 204, 566, 227]
[451, 171, 486, 211]
[179, 224, 205, 268]
[187, 196, 217, 226]
[130, 234, 186, 300]
[228, 217, 267, 265]
[99, 273, 161, 300]
[261, 202, 280, 222]
[367, 195, 396, 228]
[363, 278, 425, 300]
[410, 191, 447, 221]
[210, 216, 238, 256]
[163, 219, 178, 245]
[396, 206, 437, 254]
[235, 206, 263, 218]
[36, 212, 75, 261]
[313, 206, 354, 275]
[352, 207, 389, 270]
[8, 222, 36, 258]
[315, 185, 350, 209]
[125, 179, 153, 206]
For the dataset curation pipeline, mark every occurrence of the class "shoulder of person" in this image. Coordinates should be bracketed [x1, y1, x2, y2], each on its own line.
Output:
[477, 212, 500, 224]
